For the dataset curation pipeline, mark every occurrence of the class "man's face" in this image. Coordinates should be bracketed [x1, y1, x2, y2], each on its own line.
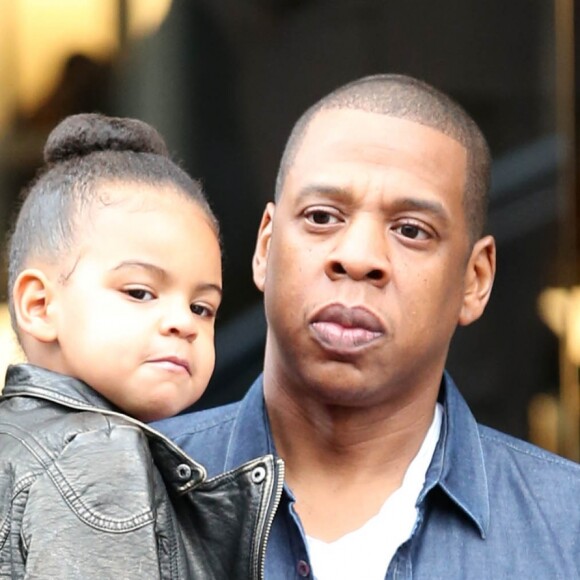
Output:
[44, 183, 222, 421]
[253, 109, 494, 407]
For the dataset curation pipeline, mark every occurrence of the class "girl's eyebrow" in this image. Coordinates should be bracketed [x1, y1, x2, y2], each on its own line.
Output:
[110, 260, 168, 280]
[110, 260, 223, 296]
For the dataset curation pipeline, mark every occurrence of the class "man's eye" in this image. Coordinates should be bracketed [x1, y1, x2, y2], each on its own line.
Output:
[125, 288, 155, 301]
[394, 223, 429, 240]
[190, 304, 214, 318]
[305, 210, 339, 225]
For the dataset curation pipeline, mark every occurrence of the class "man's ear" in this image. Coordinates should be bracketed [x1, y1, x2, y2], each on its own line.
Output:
[458, 235, 496, 326]
[12, 269, 58, 343]
[252, 202, 275, 293]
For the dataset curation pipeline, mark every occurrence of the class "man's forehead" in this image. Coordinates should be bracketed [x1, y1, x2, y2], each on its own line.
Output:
[294, 109, 468, 169]
[307, 107, 466, 149]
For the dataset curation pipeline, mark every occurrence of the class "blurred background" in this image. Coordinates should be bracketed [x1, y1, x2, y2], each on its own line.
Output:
[0, 0, 578, 460]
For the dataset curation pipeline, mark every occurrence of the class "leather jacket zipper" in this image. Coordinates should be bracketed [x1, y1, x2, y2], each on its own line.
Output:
[255, 458, 285, 580]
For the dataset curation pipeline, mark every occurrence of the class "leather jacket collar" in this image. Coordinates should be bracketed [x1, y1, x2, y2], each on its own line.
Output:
[2, 363, 209, 491]
[4, 363, 118, 413]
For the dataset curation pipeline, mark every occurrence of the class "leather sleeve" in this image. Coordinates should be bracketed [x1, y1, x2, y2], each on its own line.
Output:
[20, 423, 169, 579]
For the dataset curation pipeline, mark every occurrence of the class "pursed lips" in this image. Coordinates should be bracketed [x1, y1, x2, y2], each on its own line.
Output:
[147, 356, 191, 375]
[309, 303, 385, 351]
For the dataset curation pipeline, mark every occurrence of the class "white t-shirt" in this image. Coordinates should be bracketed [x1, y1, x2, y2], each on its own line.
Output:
[306, 403, 443, 580]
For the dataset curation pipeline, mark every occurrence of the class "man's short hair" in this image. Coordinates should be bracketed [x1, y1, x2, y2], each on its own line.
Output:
[275, 74, 491, 243]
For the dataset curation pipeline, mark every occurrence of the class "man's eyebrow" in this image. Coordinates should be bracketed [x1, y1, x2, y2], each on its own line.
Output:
[390, 197, 450, 222]
[110, 260, 223, 296]
[296, 185, 450, 222]
[296, 183, 352, 200]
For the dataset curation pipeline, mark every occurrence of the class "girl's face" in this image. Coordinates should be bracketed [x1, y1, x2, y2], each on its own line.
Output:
[42, 182, 222, 421]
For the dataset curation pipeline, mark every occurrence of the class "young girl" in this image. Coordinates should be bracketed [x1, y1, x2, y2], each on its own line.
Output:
[0, 113, 283, 579]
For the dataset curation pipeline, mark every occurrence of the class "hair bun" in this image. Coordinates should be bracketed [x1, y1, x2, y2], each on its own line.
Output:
[44, 113, 169, 164]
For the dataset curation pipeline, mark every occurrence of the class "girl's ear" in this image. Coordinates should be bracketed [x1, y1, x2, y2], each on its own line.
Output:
[12, 269, 58, 343]
[459, 235, 496, 326]
[252, 202, 275, 293]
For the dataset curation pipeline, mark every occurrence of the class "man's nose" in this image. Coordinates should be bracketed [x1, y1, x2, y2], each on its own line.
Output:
[324, 217, 390, 286]
[159, 300, 198, 340]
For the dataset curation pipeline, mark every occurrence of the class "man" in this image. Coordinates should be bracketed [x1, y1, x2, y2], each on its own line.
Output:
[154, 74, 580, 579]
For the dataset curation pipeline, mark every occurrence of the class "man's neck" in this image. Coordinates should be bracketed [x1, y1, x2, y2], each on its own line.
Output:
[264, 377, 440, 541]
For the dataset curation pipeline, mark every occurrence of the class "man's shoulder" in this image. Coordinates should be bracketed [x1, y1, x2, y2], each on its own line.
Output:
[152, 401, 243, 469]
[477, 423, 580, 491]
[443, 372, 580, 489]
[155, 400, 241, 437]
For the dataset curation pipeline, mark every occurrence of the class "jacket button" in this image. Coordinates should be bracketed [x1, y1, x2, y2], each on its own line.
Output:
[251, 465, 267, 483]
[176, 463, 192, 480]
[297, 560, 310, 577]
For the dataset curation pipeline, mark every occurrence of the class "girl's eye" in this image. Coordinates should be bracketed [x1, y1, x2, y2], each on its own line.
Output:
[305, 209, 340, 225]
[190, 304, 214, 318]
[125, 288, 155, 301]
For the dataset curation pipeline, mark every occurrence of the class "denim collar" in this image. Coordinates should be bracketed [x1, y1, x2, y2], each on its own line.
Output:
[423, 371, 490, 538]
[223, 371, 490, 538]
[2, 363, 118, 413]
[223, 374, 277, 470]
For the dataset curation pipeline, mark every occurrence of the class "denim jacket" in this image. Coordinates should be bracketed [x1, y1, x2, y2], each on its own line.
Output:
[154, 372, 580, 579]
[0, 364, 284, 579]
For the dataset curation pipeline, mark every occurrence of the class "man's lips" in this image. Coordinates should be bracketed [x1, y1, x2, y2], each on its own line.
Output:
[147, 356, 191, 375]
[310, 304, 385, 351]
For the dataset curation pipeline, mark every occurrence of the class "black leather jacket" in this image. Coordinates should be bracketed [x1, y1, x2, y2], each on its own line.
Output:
[0, 364, 284, 579]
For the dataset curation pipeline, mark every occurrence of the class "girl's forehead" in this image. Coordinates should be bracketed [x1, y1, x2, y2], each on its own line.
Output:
[76, 184, 208, 243]
[92, 180, 189, 207]
[72, 186, 220, 265]
[78, 181, 219, 249]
